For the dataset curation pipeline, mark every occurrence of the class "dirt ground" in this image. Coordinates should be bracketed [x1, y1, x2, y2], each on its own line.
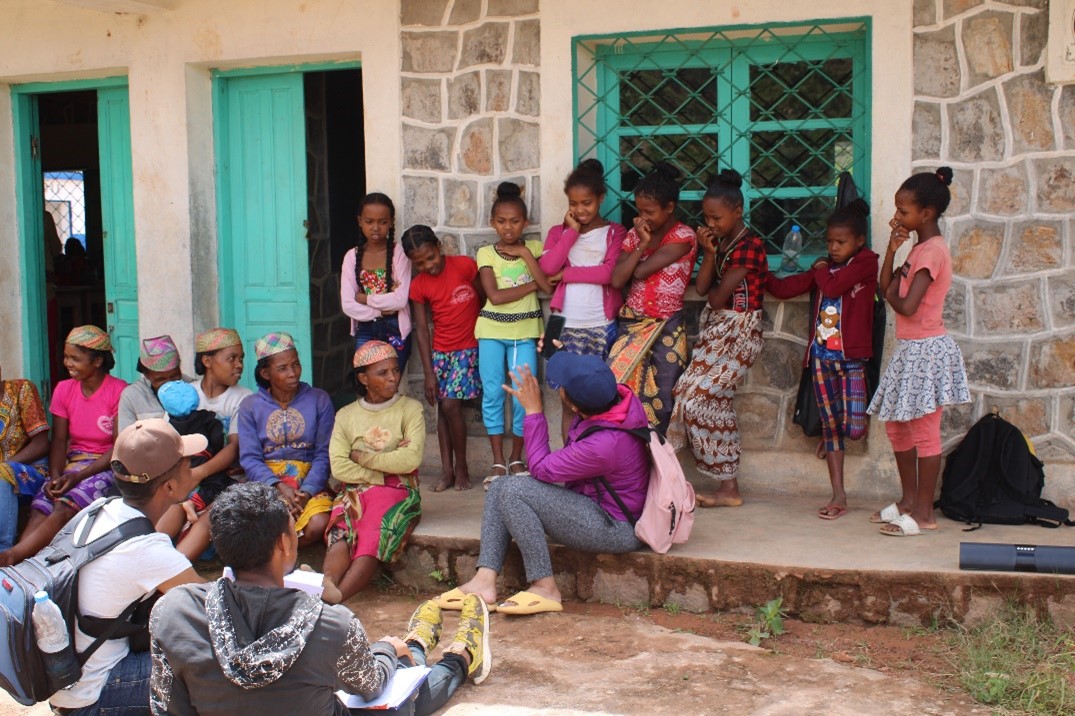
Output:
[0, 588, 985, 715]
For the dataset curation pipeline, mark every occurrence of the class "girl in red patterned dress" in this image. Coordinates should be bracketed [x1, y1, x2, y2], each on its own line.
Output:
[669, 170, 769, 507]
[607, 163, 697, 433]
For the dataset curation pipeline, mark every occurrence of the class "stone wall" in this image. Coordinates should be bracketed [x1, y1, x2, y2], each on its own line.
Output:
[399, 0, 542, 256]
[913, 0, 1075, 466]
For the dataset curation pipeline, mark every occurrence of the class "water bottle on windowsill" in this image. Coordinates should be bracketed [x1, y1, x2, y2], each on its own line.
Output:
[779, 225, 803, 274]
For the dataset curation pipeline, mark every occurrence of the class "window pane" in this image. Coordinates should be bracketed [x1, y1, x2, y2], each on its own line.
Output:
[619, 134, 719, 195]
[750, 129, 854, 189]
[619, 68, 718, 126]
[749, 58, 854, 121]
[749, 195, 833, 252]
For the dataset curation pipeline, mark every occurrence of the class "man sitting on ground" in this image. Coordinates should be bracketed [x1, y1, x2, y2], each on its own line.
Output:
[149, 482, 490, 715]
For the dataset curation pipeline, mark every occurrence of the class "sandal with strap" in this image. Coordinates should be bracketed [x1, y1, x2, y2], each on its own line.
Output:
[483, 464, 508, 492]
[507, 460, 530, 476]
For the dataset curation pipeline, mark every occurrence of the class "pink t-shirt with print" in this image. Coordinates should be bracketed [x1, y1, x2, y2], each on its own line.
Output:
[49, 375, 127, 455]
[623, 221, 698, 320]
[895, 236, 951, 340]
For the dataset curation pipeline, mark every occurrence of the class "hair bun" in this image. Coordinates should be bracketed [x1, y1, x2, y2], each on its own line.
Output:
[577, 158, 604, 176]
[715, 168, 743, 188]
[848, 197, 871, 217]
[495, 181, 523, 199]
[652, 161, 682, 184]
[936, 166, 954, 187]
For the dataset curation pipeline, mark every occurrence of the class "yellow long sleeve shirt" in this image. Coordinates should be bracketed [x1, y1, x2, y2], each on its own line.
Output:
[329, 394, 426, 486]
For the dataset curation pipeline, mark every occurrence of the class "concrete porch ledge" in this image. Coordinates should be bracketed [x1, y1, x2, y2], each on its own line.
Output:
[388, 479, 1075, 628]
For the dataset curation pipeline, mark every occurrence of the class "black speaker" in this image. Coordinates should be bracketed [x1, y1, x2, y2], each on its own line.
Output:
[959, 542, 1075, 575]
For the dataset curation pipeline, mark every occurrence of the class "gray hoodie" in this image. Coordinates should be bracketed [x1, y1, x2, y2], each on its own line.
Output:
[149, 579, 397, 715]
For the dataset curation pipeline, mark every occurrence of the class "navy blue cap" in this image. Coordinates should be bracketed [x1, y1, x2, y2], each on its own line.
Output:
[547, 352, 618, 411]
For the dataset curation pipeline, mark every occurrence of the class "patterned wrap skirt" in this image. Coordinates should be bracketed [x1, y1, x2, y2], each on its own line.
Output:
[668, 308, 765, 480]
[0, 458, 48, 498]
[264, 459, 334, 533]
[31, 451, 116, 514]
[327, 474, 421, 563]
[607, 307, 688, 433]
[867, 334, 970, 422]
[547, 321, 617, 389]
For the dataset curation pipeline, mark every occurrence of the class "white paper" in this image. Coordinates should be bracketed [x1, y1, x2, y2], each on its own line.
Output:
[221, 566, 325, 598]
[336, 666, 431, 709]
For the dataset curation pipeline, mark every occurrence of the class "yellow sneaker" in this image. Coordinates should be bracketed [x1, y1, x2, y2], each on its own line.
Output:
[445, 594, 491, 684]
[404, 599, 442, 653]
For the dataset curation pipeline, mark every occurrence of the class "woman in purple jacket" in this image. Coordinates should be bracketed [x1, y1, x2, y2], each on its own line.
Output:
[435, 351, 649, 616]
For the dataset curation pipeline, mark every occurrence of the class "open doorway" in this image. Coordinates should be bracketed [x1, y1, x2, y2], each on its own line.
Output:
[304, 68, 365, 397]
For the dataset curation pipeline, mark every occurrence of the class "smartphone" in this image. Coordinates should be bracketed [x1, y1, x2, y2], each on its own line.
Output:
[542, 314, 566, 359]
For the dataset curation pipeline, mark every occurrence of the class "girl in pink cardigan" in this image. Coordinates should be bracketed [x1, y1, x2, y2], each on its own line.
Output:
[540, 159, 627, 441]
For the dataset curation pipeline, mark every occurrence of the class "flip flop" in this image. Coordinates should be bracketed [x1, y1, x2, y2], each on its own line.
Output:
[818, 504, 848, 520]
[507, 460, 530, 476]
[497, 590, 563, 615]
[869, 503, 901, 524]
[436, 587, 498, 613]
[880, 513, 923, 536]
[483, 464, 508, 492]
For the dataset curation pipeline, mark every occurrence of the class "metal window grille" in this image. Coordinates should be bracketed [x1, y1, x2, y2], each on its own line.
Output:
[44, 170, 88, 250]
[574, 19, 871, 266]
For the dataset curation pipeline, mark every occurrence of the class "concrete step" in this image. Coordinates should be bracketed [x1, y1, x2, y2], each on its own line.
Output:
[387, 480, 1075, 628]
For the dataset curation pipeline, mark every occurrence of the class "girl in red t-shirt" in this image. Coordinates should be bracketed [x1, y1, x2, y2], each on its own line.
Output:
[607, 163, 697, 433]
[669, 170, 768, 508]
[405, 225, 484, 492]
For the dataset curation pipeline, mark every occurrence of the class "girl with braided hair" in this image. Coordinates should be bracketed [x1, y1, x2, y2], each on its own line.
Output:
[340, 193, 413, 371]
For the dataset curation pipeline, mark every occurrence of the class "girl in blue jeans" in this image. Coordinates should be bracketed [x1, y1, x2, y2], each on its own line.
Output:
[474, 182, 551, 489]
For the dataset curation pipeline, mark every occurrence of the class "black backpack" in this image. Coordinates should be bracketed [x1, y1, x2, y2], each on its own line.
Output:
[0, 498, 155, 705]
[937, 413, 1073, 530]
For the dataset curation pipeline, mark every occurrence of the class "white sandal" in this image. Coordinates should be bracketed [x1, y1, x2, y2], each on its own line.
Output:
[880, 513, 922, 536]
[507, 460, 530, 476]
[483, 464, 508, 492]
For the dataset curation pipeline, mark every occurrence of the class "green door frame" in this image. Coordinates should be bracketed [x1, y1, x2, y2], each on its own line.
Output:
[11, 75, 130, 397]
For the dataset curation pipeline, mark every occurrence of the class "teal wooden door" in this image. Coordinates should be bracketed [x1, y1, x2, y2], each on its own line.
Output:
[97, 86, 139, 383]
[216, 72, 311, 390]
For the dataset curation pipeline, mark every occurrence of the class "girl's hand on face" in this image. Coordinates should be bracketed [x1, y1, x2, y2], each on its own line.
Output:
[696, 226, 717, 254]
[564, 210, 581, 232]
[502, 365, 543, 415]
[632, 217, 653, 251]
[888, 218, 910, 254]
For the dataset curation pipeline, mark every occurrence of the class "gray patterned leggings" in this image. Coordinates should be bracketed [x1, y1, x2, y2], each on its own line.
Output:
[477, 475, 642, 582]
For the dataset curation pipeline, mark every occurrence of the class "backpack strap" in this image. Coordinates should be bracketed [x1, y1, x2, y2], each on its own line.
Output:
[577, 424, 654, 526]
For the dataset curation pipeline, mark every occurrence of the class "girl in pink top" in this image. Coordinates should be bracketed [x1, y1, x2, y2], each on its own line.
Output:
[340, 193, 413, 371]
[540, 159, 627, 441]
[867, 167, 970, 537]
[0, 325, 127, 566]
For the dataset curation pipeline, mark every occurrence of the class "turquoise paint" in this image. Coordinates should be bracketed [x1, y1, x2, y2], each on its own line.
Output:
[11, 75, 128, 96]
[214, 71, 312, 391]
[212, 60, 360, 79]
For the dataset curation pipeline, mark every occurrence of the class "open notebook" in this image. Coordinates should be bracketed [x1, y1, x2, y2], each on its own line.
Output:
[337, 666, 431, 710]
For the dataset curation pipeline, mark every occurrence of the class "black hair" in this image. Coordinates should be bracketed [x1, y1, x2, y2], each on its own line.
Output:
[400, 224, 440, 257]
[564, 158, 607, 197]
[112, 457, 185, 506]
[254, 356, 272, 389]
[351, 366, 369, 397]
[899, 166, 954, 217]
[703, 169, 745, 209]
[491, 181, 527, 219]
[827, 197, 871, 237]
[210, 482, 292, 573]
[194, 351, 210, 376]
[136, 360, 147, 376]
[354, 193, 397, 301]
[71, 344, 115, 374]
[633, 161, 682, 208]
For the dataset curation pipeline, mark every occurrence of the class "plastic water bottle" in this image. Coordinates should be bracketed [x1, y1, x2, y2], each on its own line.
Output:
[780, 225, 803, 274]
[32, 591, 81, 692]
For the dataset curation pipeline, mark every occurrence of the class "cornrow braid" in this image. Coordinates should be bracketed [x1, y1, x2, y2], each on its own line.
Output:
[353, 230, 368, 293]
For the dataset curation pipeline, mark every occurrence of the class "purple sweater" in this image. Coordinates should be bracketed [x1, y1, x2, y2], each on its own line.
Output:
[523, 386, 649, 521]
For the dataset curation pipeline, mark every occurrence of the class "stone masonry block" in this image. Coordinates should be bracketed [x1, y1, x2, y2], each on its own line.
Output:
[778, 298, 812, 339]
[747, 337, 801, 392]
[963, 12, 1013, 86]
[988, 395, 1052, 436]
[460, 23, 509, 68]
[1034, 437, 1075, 464]
[449, 0, 482, 25]
[1005, 71, 1055, 153]
[950, 221, 1003, 279]
[445, 178, 478, 227]
[458, 118, 493, 175]
[1048, 274, 1075, 329]
[941, 401, 977, 443]
[1005, 221, 1062, 274]
[735, 392, 780, 448]
[913, 0, 936, 26]
[485, 69, 512, 111]
[516, 70, 540, 116]
[402, 124, 454, 171]
[1036, 159, 1075, 213]
[1061, 87, 1075, 150]
[947, 168, 974, 217]
[979, 164, 1027, 215]
[948, 88, 1005, 162]
[592, 569, 650, 606]
[513, 19, 540, 66]
[1060, 395, 1075, 439]
[913, 102, 941, 161]
[401, 78, 442, 123]
[498, 118, 540, 172]
[961, 340, 1024, 389]
[942, 0, 983, 19]
[401, 31, 459, 73]
[914, 25, 960, 97]
[402, 175, 440, 227]
[488, 0, 538, 15]
[974, 281, 1044, 334]
[1020, 9, 1048, 66]
[400, 0, 448, 27]
[1029, 335, 1075, 389]
[943, 279, 968, 334]
[447, 71, 481, 119]
[665, 584, 711, 614]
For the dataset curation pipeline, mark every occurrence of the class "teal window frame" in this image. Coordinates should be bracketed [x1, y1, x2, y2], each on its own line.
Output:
[573, 19, 872, 271]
